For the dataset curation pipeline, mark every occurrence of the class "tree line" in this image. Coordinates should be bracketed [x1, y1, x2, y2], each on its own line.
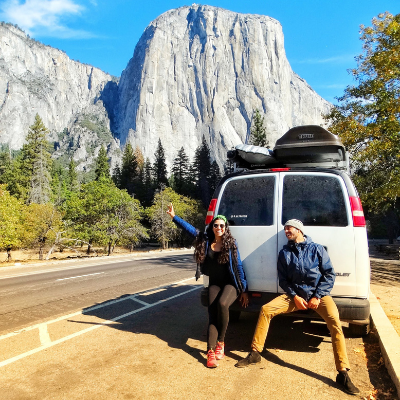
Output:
[0, 115, 241, 260]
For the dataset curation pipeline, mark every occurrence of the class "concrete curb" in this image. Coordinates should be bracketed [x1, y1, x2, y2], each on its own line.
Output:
[370, 292, 400, 398]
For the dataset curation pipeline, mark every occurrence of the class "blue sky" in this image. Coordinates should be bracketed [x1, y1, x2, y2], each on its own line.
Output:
[0, 0, 398, 104]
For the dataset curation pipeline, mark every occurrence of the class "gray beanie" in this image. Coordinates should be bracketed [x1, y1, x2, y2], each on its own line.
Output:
[284, 219, 304, 233]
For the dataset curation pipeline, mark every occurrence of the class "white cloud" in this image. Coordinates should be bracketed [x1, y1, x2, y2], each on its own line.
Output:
[0, 0, 96, 38]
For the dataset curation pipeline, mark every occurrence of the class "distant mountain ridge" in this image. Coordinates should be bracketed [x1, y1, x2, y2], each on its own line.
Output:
[0, 5, 331, 170]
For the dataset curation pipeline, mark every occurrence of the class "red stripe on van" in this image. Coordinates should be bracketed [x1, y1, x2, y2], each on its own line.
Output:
[205, 199, 217, 225]
[349, 196, 366, 227]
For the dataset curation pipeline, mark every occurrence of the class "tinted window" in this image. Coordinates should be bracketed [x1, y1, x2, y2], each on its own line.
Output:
[282, 175, 348, 227]
[218, 176, 275, 226]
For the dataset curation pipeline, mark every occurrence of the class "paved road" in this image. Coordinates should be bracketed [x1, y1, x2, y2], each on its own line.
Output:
[0, 251, 195, 334]
[0, 252, 391, 399]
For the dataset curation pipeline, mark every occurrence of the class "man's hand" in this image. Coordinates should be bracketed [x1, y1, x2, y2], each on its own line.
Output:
[294, 295, 308, 310]
[308, 297, 320, 310]
[239, 292, 249, 308]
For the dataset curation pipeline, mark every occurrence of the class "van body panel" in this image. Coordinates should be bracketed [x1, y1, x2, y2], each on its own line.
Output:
[354, 228, 370, 298]
[211, 167, 370, 324]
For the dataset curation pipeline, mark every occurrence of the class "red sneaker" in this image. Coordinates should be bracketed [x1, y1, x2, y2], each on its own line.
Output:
[207, 349, 218, 368]
[215, 342, 225, 360]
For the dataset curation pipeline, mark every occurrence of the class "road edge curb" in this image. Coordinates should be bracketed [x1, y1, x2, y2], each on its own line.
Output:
[370, 292, 400, 398]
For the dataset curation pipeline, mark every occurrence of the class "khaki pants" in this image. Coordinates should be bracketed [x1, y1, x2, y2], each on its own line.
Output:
[252, 294, 350, 371]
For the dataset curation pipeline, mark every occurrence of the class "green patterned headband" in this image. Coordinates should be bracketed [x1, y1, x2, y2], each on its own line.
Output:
[213, 215, 227, 224]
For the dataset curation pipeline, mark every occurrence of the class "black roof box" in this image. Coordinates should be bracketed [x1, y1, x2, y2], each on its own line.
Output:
[273, 125, 347, 169]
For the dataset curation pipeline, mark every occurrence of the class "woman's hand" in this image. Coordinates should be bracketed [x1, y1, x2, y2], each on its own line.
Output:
[239, 292, 249, 308]
[166, 203, 175, 219]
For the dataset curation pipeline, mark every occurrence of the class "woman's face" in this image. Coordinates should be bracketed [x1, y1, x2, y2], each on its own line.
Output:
[212, 219, 226, 238]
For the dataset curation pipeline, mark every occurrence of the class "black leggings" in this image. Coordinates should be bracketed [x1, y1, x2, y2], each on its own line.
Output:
[207, 284, 238, 350]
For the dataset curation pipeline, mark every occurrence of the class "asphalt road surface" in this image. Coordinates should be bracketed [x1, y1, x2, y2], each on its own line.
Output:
[0, 251, 394, 399]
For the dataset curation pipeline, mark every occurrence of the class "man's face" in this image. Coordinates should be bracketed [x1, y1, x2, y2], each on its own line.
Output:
[284, 225, 301, 241]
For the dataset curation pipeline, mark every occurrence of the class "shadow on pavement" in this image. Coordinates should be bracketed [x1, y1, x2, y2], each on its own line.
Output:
[66, 282, 342, 390]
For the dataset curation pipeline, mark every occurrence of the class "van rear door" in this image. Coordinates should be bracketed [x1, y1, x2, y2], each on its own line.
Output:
[277, 172, 357, 297]
[215, 174, 279, 292]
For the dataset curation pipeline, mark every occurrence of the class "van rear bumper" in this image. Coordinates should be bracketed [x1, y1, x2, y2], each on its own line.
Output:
[219, 290, 370, 323]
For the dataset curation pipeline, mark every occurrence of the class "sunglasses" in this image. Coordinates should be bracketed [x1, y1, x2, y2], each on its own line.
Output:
[213, 223, 226, 229]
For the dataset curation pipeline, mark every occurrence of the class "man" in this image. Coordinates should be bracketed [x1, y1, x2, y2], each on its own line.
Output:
[235, 219, 360, 395]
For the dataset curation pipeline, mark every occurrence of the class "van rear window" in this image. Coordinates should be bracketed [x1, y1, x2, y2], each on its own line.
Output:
[217, 176, 275, 226]
[282, 175, 348, 227]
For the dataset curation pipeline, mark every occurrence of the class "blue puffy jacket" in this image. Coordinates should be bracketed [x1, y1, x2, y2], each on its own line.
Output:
[277, 235, 335, 302]
[172, 216, 247, 293]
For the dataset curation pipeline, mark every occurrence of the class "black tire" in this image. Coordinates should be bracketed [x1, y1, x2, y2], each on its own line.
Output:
[348, 322, 370, 337]
[229, 310, 241, 322]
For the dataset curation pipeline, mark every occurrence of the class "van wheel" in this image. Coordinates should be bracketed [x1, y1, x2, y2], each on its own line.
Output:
[349, 322, 370, 337]
[229, 310, 241, 322]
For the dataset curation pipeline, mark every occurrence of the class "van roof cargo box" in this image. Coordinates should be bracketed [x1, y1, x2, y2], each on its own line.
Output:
[273, 125, 348, 169]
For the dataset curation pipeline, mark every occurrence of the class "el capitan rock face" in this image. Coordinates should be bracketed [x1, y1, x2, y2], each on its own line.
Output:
[116, 5, 331, 166]
[0, 5, 331, 170]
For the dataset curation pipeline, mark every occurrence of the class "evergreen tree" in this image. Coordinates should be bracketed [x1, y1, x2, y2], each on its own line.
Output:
[68, 158, 79, 192]
[0, 147, 12, 184]
[152, 139, 168, 188]
[95, 146, 111, 181]
[112, 163, 122, 188]
[120, 143, 138, 195]
[16, 114, 53, 204]
[193, 136, 212, 207]
[50, 160, 67, 206]
[209, 160, 222, 196]
[249, 109, 268, 147]
[139, 157, 154, 207]
[171, 147, 190, 195]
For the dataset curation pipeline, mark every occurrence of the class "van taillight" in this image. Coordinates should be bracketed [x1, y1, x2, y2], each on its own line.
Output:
[349, 196, 366, 227]
[269, 168, 291, 172]
[205, 199, 217, 225]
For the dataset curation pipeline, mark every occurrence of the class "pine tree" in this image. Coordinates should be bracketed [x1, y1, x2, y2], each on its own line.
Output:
[140, 157, 154, 207]
[120, 143, 138, 195]
[209, 160, 222, 196]
[193, 136, 212, 207]
[68, 158, 79, 192]
[152, 139, 168, 188]
[249, 109, 269, 147]
[95, 146, 111, 181]
[112, 163, 122, 188]
[171, 147, 190, 195]
[20, 114, 53, 204]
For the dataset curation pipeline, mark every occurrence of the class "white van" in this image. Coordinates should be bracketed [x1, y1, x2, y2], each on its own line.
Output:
[202, 126, 370, 336]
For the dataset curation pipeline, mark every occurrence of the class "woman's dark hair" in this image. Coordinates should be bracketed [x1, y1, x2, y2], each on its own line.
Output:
[194, 217, 238, 265]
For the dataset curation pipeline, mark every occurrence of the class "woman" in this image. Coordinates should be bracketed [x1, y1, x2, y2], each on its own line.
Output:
[166, 203, 248, 368]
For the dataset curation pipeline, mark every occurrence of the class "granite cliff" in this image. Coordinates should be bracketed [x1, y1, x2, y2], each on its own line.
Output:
[0, 22, 120, 170]
[0, 5, 332, 170]
[116, 5, 331, 167]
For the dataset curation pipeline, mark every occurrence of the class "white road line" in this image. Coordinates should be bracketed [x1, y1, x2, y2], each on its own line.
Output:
[129, 297, 150, 306]
[38, 324, 51, 345]
[56, 272, 104, 281]
[0, 254, 188, 280]
[0, 285, 201, 368]
[0, 276, 197, 342]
